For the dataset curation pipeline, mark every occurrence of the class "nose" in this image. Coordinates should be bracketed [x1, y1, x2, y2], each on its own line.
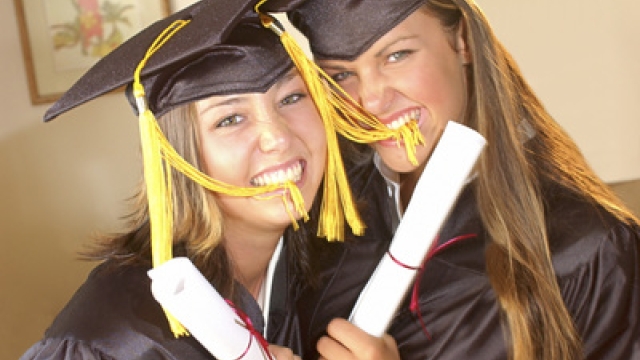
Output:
[357, 69, 392, 115]
[256, 109, 290, 153]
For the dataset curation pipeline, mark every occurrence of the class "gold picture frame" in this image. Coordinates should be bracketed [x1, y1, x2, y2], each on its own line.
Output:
[14, 0, 171, 104]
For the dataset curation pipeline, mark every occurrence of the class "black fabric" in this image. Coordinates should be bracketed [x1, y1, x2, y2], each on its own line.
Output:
[288, 0, 426, 60]
[297, 179, 640, 359]
[129, 19, 293, 118]
[266, 239, 303, 355]
[44, 0, 303, 122]
[19, 244, 303, 360]
[295, 158, 396, 356]
[20, 262, 215, 359]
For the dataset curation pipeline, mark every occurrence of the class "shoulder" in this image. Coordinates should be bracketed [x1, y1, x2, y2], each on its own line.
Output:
[544, 185, 639, 276]
[23, 261, 213, 360]
[20, 338, 116, 360]
[544, 184, 639, 296]
[544, 185, 640, 357]
[44, 261, 154, 339]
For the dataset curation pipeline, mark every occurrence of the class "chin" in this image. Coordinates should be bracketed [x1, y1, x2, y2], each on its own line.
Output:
[386, 161, 422, 174]
[376, 146, 428, 173]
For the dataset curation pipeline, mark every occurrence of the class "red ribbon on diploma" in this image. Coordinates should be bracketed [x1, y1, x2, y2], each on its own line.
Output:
[387, 233, 477, 340]
[225, 299, 274, 360]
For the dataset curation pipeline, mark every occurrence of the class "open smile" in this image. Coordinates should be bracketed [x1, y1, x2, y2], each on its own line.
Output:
[385, 109, 421, 130]
[250, 160, 304, 187]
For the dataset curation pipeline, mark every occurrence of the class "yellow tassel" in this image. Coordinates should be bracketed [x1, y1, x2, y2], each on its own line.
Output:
[277, 23, 366, 240]
[397, 121, 423, 166]
[133, 20, 191, 338]
[253, 5, 366, 240]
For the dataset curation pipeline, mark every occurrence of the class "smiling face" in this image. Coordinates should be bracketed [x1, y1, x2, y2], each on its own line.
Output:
[319, 8, 470, 174]
[194, 70, 327, 239]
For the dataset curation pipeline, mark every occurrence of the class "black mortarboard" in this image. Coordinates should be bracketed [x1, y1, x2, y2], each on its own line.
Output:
[288, 0, 426, 60]
[44, 0, 305, 122]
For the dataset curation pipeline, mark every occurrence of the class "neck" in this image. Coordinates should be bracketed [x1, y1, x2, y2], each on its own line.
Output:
[399, 161, 428, 212]
[224, 227, 282, 299]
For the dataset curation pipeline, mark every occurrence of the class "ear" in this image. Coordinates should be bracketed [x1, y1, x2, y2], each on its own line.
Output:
[455, 21, 471, 65]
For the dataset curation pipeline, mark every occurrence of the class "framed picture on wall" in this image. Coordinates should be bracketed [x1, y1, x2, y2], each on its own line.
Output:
[14, 0, 171, 105]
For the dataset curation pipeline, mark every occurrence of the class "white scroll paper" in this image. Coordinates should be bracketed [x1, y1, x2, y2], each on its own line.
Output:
[349, 121, 487, 337]
[148, 257, 270, 360]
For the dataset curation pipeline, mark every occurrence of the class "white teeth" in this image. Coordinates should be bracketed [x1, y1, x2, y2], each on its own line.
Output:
[387, 109, 420, 130]
[251, 161, 303, 186]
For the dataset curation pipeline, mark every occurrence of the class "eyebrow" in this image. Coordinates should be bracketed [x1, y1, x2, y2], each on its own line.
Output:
[197, 96, 244, 116]
[197, 94, 249, 120]
[198, 70, 301, 115]
[374, 35, 418, 58]
[316, 61, 349, 72]
[211, 97, 244, 107]
[317, 35, 419, 71]
[274, 69, 300, 89]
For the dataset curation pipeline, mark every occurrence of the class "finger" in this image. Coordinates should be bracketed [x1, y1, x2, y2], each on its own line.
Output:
[326, 319, 400, 360]
[381, 333, 398, 349]
[268, 344, 297, 360]
[381, 334, 401, 359]
[325, 318, 378, 353]
[317, 334, 355, 360]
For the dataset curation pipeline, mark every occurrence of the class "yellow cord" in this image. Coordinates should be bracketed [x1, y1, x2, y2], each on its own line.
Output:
[133, 19, 190, 338]
[255, 8, 365, 239]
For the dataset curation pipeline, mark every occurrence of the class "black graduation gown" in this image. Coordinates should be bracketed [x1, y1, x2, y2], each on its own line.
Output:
[17, 152, 389, 360]
[295, 160, 395, 357]
[19, 246, 303, 360]
[298, 178, 640, 359]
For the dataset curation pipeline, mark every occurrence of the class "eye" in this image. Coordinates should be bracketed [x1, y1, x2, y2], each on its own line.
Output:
[330, 71, 353, 83]
[216, 114, 244, 128]
[387, 49, 413, 63]
[280, 92, 307, 106]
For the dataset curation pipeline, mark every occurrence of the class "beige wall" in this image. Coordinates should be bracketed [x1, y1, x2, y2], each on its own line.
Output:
[1, 0, 638, 358]
[2, 1, 150, 359]
[477, 1, 640, 183]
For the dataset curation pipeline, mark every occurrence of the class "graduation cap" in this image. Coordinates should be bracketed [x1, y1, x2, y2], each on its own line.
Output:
[43, 0, 366, 337]
[45, 0, 307, 121]
[288, 0, 426, 61]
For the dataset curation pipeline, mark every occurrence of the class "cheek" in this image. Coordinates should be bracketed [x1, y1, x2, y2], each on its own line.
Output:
[309, 121, 328, 153]
[406, 65, 466, 124]
[339, 82, 360, 101]
[291, 109, 328, 153]
[199, 137, 246, 183]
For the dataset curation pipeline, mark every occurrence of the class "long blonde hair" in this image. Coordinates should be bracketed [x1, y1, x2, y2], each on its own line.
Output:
[425, 1, 638, 359]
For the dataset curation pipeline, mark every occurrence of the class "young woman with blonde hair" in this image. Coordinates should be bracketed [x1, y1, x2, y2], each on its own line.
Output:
[20, 1, 368, 358]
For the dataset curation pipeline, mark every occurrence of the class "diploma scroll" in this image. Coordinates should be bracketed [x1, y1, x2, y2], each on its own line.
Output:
[149, 257, 271, 360]
[349, 121, 486, 337]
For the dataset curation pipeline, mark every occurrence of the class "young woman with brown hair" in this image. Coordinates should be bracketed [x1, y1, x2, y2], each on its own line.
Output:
[287, 0, 640, 359]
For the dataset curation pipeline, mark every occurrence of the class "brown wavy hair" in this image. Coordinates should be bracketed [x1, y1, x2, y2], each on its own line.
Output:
[424, 1, 638, 359]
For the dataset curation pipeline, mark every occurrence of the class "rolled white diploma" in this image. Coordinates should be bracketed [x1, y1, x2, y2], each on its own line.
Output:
[148, 257, 270, 360]
[349, 121, 487, 337]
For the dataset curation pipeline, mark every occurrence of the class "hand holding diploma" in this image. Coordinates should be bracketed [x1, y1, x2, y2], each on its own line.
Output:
[348, 121, 487, 337]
